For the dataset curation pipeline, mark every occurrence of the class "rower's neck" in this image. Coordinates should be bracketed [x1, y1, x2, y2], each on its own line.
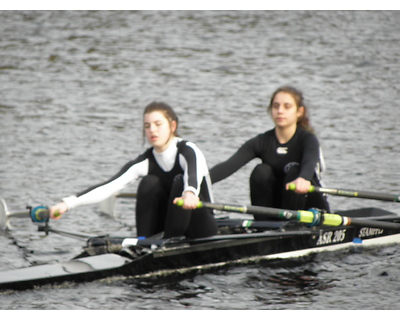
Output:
[154, 136, 176, 153]
[275, 125, 297, 144]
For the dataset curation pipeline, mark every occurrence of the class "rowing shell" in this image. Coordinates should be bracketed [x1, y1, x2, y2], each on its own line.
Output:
[1, 207, 400, 291]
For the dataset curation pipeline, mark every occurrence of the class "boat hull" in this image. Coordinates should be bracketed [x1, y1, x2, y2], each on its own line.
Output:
[1, 207, 400, 291]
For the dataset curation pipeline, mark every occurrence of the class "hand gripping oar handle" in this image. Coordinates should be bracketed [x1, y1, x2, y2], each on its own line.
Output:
[289, 184, 400, 203]
[176, 199, 400, 230]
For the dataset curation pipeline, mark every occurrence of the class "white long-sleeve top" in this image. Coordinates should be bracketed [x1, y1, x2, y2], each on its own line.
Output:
[62, 137, 212, 210]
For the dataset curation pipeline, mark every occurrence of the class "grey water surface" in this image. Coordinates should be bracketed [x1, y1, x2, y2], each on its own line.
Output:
[1, 10, 400, 310]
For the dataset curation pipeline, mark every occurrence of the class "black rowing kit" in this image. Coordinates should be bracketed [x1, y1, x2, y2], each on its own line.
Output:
[210, 127, 330, 215]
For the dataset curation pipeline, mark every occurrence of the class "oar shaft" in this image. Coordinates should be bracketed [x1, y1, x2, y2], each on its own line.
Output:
[193, 201, 400, 230]
[311, 186, 400, 202]
[345, 217, 400, 230]
[6, 211, 30, 219]
[199, 202, 309, 222]
[289, 184, 400, 203]
[38, 225, 96, 239]
[116, 193, 137, 198]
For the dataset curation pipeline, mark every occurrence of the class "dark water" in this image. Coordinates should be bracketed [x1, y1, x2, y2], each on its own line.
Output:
[1, 10, 400, 310]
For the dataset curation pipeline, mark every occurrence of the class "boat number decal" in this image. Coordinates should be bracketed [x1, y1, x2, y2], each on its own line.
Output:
[316, 229, 346, 246]
[358, 227, 383, 238]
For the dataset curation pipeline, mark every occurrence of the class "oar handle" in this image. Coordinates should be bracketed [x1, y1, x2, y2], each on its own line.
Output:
[288, 184, 400, 203]
[175, 199, 205, 209]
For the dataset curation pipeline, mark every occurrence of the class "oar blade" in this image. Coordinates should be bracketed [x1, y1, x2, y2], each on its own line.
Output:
[99, 193, 137, 217]
[99, 194, 117, 217]
[0, 199, 42, 231]
[0, 199, 8, 230]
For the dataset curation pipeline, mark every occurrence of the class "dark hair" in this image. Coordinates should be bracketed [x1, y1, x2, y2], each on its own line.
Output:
[267, 86, 314, 133]
[142, 101, 179, 143]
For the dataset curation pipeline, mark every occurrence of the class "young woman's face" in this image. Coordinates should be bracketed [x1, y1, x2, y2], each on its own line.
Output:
[270, 91, 304, 129]
[144, 111, 176, 152]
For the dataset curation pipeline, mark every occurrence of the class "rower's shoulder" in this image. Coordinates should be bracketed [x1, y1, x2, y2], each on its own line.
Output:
[296, 127, 318, 139]
[250, 129, 275, 142]
[294, 128, 320, 149]
[122, 149, 152, 168]
[177, 138, 201, 152]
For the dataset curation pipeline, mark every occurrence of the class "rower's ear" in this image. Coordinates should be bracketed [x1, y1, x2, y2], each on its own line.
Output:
[171, 120, 177, 134]
[297, 106, 305, 118]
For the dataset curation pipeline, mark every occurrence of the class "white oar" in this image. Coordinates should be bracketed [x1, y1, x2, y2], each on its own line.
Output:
[0, 198, 30, 230]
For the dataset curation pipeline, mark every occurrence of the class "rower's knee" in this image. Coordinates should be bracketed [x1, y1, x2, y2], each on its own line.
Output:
[250, 163, 275, 187]
[137, 175, 163, 195]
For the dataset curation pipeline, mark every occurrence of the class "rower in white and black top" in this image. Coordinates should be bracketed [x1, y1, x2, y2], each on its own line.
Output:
[49, 102, 217, 239]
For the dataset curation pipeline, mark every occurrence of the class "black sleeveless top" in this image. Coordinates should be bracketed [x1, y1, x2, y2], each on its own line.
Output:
[146, 140, 186, 194]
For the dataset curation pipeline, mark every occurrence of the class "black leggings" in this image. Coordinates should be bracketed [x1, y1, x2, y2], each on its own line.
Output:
[250, 163, 330, 220]
[135, 174, 218, 239]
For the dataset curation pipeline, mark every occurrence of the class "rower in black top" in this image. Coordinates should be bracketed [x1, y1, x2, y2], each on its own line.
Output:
[210, 86, 330, 219]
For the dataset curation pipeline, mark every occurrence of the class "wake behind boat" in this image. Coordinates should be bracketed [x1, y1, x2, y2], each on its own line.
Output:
[1, 197, 400, 291]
